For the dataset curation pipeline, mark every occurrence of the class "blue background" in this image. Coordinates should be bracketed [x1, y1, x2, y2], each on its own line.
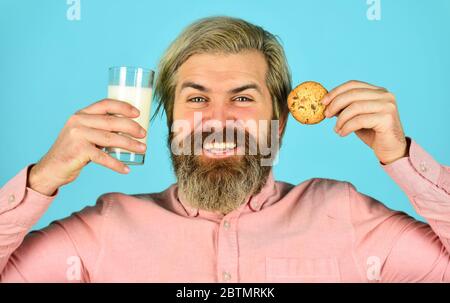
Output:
[0, 0, 449, 230]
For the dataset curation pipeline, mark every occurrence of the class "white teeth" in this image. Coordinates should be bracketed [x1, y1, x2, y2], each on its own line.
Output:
[213, 142, 223, 149]
[203, 142, 236, 151]
[225, 142, 236, 149]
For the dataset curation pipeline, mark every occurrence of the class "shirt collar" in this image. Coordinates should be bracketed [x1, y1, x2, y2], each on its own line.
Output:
[175, 170, 277, 219]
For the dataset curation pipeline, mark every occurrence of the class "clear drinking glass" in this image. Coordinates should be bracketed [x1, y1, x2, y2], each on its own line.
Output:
[105, 66, 155, 165]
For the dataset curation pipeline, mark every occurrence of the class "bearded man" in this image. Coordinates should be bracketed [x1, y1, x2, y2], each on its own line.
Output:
[1, 16, 449, 282]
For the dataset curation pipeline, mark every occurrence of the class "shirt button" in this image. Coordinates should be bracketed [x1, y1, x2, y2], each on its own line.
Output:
[419, 162, 427, 173]
[223, 220, 230, 230]
[8, 194, 15, 204]
[222, 271, 231, 281]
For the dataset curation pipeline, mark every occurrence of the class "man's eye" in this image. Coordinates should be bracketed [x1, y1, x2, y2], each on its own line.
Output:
[188, 97, 207, 103]
[234, 96, 253, 102]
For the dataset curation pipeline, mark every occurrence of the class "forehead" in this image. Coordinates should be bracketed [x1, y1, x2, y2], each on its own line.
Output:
[176, 50, 268, 89]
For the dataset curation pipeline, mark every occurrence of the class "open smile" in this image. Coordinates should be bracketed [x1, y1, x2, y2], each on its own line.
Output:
[202, 142, 240, 158]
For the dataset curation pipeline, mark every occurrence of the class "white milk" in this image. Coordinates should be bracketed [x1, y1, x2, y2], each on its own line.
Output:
[106, 85, 153, 154]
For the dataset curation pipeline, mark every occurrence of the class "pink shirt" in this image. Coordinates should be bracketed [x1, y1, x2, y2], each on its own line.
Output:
[0, 139, 449, 282]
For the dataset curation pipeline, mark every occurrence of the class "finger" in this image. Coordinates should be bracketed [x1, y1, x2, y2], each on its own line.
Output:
[335, 100, 387, 131]
[77, 99, 140, 118]
[87, 146, 130, 174]
[78, 125, 147, 153]
[74, 113, 146, 139]
[325, 88, 389, 118]
[322, 80, 384, 105]
[338, 113, 387, 137]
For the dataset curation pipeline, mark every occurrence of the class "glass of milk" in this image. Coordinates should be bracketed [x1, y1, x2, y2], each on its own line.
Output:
[105, 66, 155, 165]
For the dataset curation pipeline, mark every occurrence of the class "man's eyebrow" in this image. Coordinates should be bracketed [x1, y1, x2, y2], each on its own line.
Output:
[179, 81, 262, 94]
[228, 83, 262, 94]
[180, 81, 210, 93]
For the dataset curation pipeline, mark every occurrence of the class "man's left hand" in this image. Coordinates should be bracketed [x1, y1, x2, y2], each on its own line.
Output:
[322, 80, 408, 164]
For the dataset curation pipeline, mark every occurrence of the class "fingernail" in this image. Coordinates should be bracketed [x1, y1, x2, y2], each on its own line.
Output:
[140, 128, 146, 136]
[324, 110, 330, 117]
[124, 166, 130, 173]
[139, 143, 146, 151]
[132, 108, 140, 116]
[321, 96, 329, 105]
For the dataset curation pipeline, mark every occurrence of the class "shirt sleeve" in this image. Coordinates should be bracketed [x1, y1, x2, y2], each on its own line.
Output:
[350, 139, 450, 282]
[0, 165, 107, 282]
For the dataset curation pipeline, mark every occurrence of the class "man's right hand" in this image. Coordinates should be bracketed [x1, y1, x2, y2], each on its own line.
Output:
[28, 99, 147, 196]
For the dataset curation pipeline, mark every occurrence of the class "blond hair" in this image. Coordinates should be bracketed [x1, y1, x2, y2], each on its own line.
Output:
[153, 16, 291, 136]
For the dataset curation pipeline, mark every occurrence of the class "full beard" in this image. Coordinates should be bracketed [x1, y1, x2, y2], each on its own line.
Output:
[170, 128, 273, 215]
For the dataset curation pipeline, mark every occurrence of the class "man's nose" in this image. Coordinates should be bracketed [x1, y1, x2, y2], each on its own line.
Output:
[203, 101, 231, 125]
